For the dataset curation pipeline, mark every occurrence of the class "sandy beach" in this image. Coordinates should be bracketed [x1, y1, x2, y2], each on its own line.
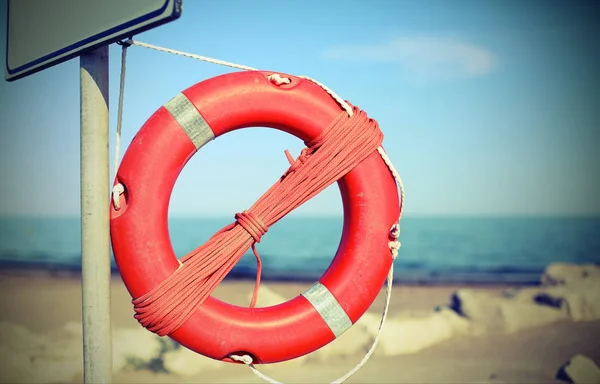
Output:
[1, 267, 599, 384]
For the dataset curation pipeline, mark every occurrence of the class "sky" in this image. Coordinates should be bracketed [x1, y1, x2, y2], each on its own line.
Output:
[0, 0, 598, 218]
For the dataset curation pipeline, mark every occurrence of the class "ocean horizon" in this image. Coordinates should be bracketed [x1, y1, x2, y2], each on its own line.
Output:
[1, 215, 599, 285]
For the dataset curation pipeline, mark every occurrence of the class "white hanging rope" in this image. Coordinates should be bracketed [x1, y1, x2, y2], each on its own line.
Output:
[129, 39, 257, 71]
[114, 41, 129, 178]
[112, 41, 130, 210]
[112, 38, 405, 383]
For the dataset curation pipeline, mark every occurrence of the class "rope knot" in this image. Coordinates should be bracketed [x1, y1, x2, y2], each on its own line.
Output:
[230, 354, 254, 365]
[282, 147, 312, 177]
[116, 39, 133, 47]
[235, 211, 268, 243]
[267, 73, 292, 86]
[389, 223, 400, 240]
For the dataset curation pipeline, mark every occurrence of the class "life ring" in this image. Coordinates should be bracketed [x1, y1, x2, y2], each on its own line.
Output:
[110, 70, 400, 364]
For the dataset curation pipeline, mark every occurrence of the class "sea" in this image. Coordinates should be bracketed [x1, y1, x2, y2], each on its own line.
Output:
[1, 216, 599, 285]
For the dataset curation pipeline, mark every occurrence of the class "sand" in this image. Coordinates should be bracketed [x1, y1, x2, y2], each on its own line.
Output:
[1, 270, 599, 383]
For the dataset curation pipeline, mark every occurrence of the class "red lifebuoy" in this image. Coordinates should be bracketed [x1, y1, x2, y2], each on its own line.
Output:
[110, 70, 400, 364]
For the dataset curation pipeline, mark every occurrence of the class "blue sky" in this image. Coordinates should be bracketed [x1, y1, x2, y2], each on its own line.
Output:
[0, 0, 598, 218]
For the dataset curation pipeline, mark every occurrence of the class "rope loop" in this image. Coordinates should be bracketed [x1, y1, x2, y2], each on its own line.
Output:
[235, 211, 268, 243]
[267, 73, 292, 86]
[112, 184, 124, 210]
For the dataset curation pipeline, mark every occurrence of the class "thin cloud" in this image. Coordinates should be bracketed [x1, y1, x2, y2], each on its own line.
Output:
[323, 36, 497, 82]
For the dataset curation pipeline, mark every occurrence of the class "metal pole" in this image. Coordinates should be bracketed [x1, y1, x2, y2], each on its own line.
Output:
[80, 45, 112, 383]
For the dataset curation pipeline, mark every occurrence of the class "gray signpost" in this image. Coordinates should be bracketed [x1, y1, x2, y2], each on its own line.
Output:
[79, 45, 112, 382]
[5, 1, 182, 382]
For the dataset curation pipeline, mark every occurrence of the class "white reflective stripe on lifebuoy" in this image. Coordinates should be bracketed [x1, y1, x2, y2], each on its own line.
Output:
[301, 282, 352, 337]
[163, 93, 214, 149]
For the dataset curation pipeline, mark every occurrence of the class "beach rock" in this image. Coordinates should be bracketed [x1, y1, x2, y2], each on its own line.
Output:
[393, 308, 471, 355]
[357, 308, 471, 356]
[162, 345, 224, 376]
[451, 289, 505, 333]
[540, 281, 600, 322]
[508, 277, 600, 322]
[40, 328, 82, 366]
[542, 263, 600, 286]
[0, 323, 83, 384]
[112, 327, 164, 371]
[500, 298, 566, 333]
[451, 289, 566, 334]
[505, 287, 564, 309]
[0, 346, 81, 384]
[30, 355, 82, 384]
[0, 321, 45, 352]
[556, 354, 600, 384]
[306, 308, 470, 361]
[0, 321, 226, 382]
